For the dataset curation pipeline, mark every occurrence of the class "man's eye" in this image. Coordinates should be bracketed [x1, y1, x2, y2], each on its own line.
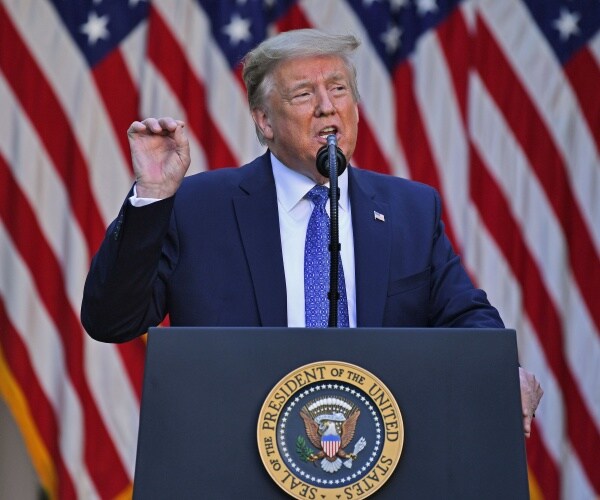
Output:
[292, 92, 311, 101]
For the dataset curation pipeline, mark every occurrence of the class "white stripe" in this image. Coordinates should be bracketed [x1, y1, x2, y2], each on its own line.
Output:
[561, 443, 596, 500]
[509, 303, 593, 500]
[140, 60, 207, 176]
[83, 339, 139, 480]
[517, 320, 564, 465]
[0, 73, 141, 480]
[152, 0, 264, 165]
[299, 0, 410, 179]
[479, 0, 600, 253]
[411, 27, 470, 245]
[4, 0, 133, 225]
[459, 0, 477, 32]
[119, 20, 148, 88]
[469, 73, 600, 430]
[0, 225, 99, 500]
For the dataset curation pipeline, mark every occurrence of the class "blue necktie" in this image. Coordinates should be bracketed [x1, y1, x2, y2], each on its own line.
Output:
[304, 185, 349, 328]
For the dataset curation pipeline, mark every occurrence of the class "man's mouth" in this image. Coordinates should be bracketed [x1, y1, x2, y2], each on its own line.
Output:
[318, 126, 338, 139]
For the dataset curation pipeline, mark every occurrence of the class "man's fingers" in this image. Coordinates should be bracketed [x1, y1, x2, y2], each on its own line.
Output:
[128, 117, 185, 136]
[519, 367, 543, 437]
[523, 415, 533, 439]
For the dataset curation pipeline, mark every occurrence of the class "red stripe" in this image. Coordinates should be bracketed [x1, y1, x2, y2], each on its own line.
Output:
[92, 49, 147, 400]
[353, 111, 392, 175]
[116, 340, 145, 399]
[564, 47, 600, 153]
[0, 6, 105, 257]
[275, 3, 312, 32]
[147, 7, 238, 168]
[436, 8, 472, 128]
[475, 15, 600, 335]
[469, 144, 600, 494]
[0, 157, 130, 497]
[92, 48, 140, 172]
[526, 428, 560, 500]
[392, 62, 460, 252]
[0, 299, 77, 500]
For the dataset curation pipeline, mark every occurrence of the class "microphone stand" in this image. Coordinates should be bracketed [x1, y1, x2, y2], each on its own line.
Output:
[316, 135, 347, 327]
[326, 136, 340, 327]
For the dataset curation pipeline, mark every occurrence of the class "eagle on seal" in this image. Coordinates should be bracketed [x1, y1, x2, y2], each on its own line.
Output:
[299, 404, 360, 473]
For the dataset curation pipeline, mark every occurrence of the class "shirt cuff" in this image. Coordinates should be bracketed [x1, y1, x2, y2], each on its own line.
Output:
[129, 184, 163, 207]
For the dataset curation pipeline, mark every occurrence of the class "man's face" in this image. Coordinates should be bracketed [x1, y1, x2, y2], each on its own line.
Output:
[252, 55, 359, 184]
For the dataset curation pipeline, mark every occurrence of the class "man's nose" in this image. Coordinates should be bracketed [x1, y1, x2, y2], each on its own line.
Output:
[315, 88, 335, 116]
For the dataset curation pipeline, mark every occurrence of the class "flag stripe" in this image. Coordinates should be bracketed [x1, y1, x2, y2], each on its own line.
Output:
[479, 0, 600, 253]
[91, 48, 140, 168]
[393, 62, 459, 249]
[0, 5, 105, 255]
[469, 145, 600, 492]
[0, 220, 98, 499]
[0, 303, 76, 500]
[563, 47, 600, 153]
[1, 7, 145, 462]
[2, 0, 133, 223]
[468, 71, 600, 430]
[475, 14, 600, 335]
[147, 6, 238, 168]
[0, 157, 130, 497]
[526, 426, 559, 500]
[0, 71, 143, 474]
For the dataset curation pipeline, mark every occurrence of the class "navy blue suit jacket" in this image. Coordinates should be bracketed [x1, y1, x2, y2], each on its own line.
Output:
[81, 152, 502, 342]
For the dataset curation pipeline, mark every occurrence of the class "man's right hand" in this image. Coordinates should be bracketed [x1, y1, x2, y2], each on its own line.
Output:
[127, 117, 191, 199]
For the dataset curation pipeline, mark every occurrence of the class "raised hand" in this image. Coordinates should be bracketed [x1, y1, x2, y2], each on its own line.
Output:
[127, 117, 191, 199]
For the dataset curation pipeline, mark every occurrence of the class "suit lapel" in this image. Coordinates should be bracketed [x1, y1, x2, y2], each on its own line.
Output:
[233, 153, 288, 326]
[349, 168, 391, 327]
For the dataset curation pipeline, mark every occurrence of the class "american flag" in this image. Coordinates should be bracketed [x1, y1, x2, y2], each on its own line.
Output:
[0, 0, 598, 498]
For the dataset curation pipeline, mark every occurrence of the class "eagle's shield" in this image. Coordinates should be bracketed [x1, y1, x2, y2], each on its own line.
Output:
[321, 434, 341, 458]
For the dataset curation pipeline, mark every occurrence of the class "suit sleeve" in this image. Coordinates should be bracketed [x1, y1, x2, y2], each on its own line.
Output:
[80, 193, 177, 342]
[428, 190, 504, 328]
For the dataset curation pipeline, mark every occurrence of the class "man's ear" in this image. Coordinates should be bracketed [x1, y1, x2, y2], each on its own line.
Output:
[251, 108, 274, 141]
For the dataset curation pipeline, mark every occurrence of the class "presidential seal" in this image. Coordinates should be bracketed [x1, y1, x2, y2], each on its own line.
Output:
[257, 361, 403, 499]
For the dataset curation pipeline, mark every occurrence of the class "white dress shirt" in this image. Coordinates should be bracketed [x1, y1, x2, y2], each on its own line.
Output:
[130, 153, 357, 327]
[270, 153, 356, 327]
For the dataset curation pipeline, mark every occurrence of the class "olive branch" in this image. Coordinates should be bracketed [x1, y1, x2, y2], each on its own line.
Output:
[296, 436, 315, 462]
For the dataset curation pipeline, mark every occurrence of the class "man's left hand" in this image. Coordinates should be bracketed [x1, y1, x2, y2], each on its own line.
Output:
[519, 367, 543, 438]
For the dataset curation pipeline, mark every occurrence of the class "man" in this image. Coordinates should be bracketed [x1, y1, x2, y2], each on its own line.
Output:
[81, 29, 542, 435]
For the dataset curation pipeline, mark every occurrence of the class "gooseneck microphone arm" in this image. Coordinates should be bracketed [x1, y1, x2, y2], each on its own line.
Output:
[315, 135, 347, 328]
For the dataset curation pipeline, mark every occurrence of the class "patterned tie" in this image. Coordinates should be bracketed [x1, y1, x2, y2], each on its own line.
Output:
[304, 185, 350, 327]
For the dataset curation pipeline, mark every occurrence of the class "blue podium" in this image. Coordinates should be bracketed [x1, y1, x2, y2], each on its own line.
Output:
[133, 328, 528, 499]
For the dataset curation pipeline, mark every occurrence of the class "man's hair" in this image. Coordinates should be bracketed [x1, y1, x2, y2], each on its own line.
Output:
[242, 29, 361, 144]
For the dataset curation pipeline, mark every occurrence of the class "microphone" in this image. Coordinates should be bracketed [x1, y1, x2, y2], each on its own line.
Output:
[316, 135, 347, 178]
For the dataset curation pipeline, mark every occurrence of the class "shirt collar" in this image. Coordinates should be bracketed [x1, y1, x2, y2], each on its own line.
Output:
[270, 152, 350, 213]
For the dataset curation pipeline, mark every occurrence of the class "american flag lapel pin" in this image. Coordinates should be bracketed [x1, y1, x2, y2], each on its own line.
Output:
[374, 211, 385, 222]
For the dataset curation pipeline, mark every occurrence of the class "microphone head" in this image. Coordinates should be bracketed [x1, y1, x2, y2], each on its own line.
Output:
[316, 136, 347, 178]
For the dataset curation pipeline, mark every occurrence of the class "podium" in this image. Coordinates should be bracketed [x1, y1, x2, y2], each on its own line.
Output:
[133, 328, 529, 499]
